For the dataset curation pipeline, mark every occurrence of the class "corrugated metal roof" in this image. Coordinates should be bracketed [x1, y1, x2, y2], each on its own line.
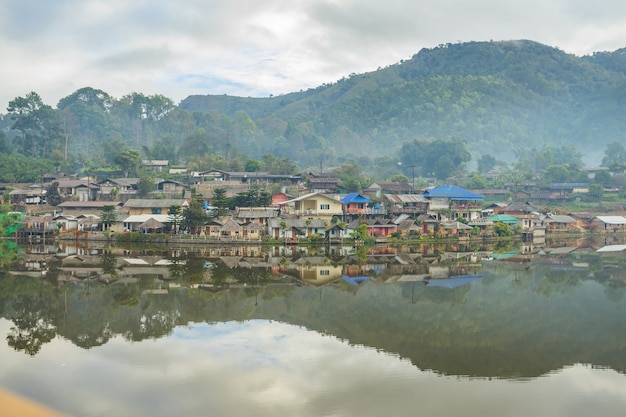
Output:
[424, 185, 484, 200]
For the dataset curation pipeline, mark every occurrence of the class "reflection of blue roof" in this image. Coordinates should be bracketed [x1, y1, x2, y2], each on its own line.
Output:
[341, 193, 372, 204]
[425, 275, 482, 288]
[424, 185, 484, 201]
[342, 275, 371, 285]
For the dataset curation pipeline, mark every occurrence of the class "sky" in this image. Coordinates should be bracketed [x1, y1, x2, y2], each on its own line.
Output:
[2, 0, 626, 110]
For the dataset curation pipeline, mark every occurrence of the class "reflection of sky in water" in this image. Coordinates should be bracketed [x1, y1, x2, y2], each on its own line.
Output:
[1, 318, 626, 417]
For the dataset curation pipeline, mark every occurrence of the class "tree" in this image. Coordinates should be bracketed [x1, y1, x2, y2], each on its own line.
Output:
[588, 183, 604, 207]
[7, 92, 64, 159]
[100, 205, 117, 231]
[477, 154, 497, 173]
[46, 182, 63, 206]
[115, 149, 141, 178]
[167, 205, 183, 233]
[334, 162, 369, 192]
[179, 129, 210, 162]
[182, 199, 207, 234]
[602, 142, 626, 168]
[212, 187, 230, 216]
[136, 174, 156, 198]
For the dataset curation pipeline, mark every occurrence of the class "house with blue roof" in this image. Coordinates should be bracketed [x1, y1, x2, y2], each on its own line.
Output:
[340, 193, 372, 217]
[423, 185, 484, 222]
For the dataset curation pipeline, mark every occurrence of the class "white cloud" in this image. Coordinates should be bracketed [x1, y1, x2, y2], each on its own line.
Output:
[1, 0, 626, 108]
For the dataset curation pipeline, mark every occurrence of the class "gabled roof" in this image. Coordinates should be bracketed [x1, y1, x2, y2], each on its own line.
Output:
[365, 182, 414, 193]
[486, 214, 520, 224]
[340, 193, 372, 204]
[281, 192, 342, 204]
[542, 215, 576, 224]
[122, 214, 171, 223]
[123, 199, 189, 208]
[504, 201, 540, 213]
[593, 216, 626, 225]
[384, 194, 429, 204]
[423, 185, 484, 201]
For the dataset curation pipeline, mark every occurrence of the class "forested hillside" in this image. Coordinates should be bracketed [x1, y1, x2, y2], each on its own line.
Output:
[181, 40, 626, 163]
[2, 39, 626, 181]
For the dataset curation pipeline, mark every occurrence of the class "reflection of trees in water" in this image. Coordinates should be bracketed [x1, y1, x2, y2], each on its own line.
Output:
[6, 294, 57, 356]
[402, 281, 472, 305]
[101, 249, 118, 279]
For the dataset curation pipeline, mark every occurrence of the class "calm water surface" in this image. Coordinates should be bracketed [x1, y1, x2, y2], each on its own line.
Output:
[1, 242, 626, 416]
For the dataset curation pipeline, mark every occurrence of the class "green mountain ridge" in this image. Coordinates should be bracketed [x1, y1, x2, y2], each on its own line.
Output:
[180, 40, 626, 163]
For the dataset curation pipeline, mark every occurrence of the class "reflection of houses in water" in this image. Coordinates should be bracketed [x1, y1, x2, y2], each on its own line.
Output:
[204, 245, 264, 258]
[294, 257, 343, 286]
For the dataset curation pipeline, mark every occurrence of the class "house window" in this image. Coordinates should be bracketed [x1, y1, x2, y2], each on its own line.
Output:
[151, 208, 160, 214]
[320, 270, 330, 276]
[320, 204, 330, 210]
[358, 203, 364, 209]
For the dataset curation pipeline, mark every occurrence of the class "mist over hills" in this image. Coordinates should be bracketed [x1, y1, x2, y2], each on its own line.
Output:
[3, 39, 626, 177]
[181, 40, 626, 165]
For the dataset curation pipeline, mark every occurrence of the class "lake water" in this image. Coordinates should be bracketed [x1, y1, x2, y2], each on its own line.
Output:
[1, 240, 626, 416]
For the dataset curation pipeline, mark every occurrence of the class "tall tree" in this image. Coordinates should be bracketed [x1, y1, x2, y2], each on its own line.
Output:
[7, 92, 63, 158]
[182, 199, 208, 234]
[602, 142, 626, 168]
[136, 174, 156, 198]
[212, 187, 230, 216]
[46, 182, 63, 206]
[115, 149, 141, 178]
[167, 205, 183, 233]
[100, 205, 118, 231]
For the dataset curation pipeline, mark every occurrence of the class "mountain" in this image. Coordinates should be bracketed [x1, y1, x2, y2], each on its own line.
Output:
[180, 40, 626, 164]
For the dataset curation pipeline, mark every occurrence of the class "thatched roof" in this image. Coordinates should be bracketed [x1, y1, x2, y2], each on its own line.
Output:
[139, 217, 165, 230]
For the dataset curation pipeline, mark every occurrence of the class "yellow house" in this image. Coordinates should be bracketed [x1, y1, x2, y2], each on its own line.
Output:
[279, 192, 343, 221]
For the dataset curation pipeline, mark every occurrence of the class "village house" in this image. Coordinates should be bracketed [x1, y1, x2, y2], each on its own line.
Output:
[279, 192, 343, 221]
[501, 201, 542, 231]
[394, 216, 421, 238]
[195, 168, 303, 186]
[121, 214, 170, 232]
[56, 201, 123, 216]
[363, 181, 415, 199]
[423, 185, 484, 222]
[235, 207, 279, 225]
[416, 214, 440, 235]
[97, 178, 139, 200]
[217, 218, 263, 241]
[337, 193, 372, 217]
[142, 160, 169, 173]
[346, 219, 398, 239]
[541, 214, 580, 232]
[9, 184, 47, 205]
[56, 179, 99, 201]
[306, 172, 342, 193]
[156, 179, 189, 196]
[383, 194, 429, 216]
[591, 216, 626, 232]
[266, 218, 334, 241]
[123, 199, 189, 215]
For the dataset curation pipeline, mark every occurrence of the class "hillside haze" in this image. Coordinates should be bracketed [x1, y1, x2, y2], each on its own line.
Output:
[181, 40, 626, 165]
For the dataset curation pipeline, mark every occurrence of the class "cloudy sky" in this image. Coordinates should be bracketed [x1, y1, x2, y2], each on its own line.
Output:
[2, 0, 626, 109]
[3, 319, 626, 416]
